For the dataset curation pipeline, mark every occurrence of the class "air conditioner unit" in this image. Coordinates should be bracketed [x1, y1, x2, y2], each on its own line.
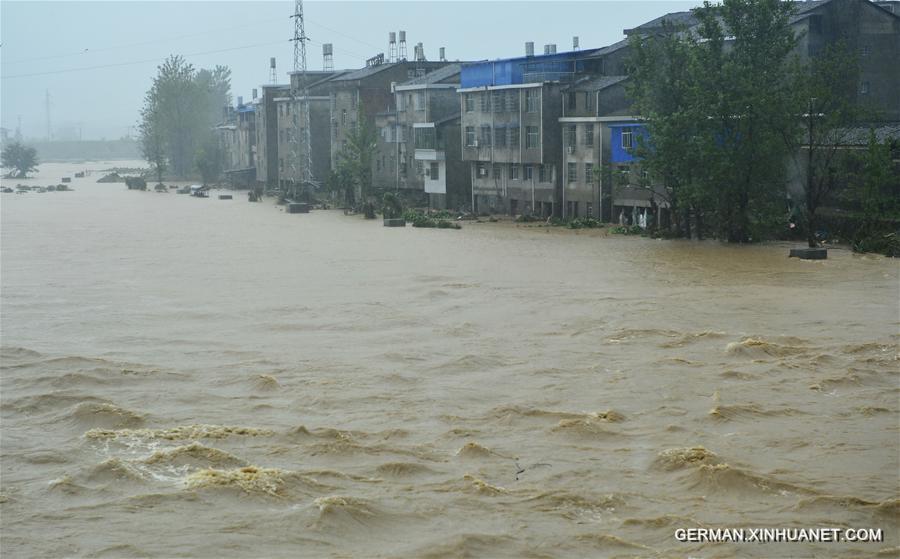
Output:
[473, 139, 480, 148]
[478, 168, 488, 177]
[567, 146, 575, 154]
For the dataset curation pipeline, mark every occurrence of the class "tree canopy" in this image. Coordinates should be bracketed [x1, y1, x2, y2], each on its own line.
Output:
[1, 142, 39, 179]
[138, 55, 231, 179]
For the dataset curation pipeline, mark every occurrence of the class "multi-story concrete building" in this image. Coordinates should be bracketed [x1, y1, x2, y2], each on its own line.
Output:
[327, 59, 451, 201]
[274, 71, 343, 194]
[255, 83, 290, 189]
[458, 48, 604, 217]
[372, 64, 470, 209]
[216, 96, 258, 188]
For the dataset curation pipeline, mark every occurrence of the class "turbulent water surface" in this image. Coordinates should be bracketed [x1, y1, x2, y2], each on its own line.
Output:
[1, 162, 898, 558]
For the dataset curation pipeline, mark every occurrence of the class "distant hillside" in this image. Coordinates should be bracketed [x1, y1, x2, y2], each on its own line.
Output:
[4, 139, 142, 162]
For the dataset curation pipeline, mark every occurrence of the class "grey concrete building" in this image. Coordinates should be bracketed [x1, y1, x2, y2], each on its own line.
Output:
[274, 71, 344, 194]
[372, 64, 470, 209]
[458, 49, 606, 217]
[254, 84, 290, 188]
[327, 60, 451, 188]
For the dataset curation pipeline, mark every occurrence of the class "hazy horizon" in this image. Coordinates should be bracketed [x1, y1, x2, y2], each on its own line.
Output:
[1, 0, 702, 141]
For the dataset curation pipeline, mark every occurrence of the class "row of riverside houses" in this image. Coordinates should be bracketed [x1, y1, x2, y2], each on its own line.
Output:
[215, 0, 899, 220]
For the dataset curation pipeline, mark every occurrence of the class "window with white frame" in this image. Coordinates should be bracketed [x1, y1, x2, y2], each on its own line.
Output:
[621, 128, 634, 149]
[567, 162, 577, 183]
[526, 89, 539, 113]
[465, 126, 475, 146]
[509, 126, 520, 148]
[526, 126, 539, 149]
[585, 163, 594, 183]
[429, 162, 439, 180]
[584, 126, 594, 147]
[465, 94, 475, 112]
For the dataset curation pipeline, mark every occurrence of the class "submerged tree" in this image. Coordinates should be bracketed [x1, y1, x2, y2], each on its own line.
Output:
[628, 0, 799, 241]
[783, 43, 863, 247]
[138, 89, 167, 185]
[138, 55, 231, 178]
[337, 105, 378, 206]
[194, 135, 224, 186]
[1, 142, 39, 178]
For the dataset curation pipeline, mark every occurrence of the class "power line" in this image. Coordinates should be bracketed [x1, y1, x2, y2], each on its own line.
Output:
[0, 40, 289, 80]
[4, 16, 289, 65]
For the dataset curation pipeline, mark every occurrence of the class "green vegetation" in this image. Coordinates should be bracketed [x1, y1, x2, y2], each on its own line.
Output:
[1, 141, 39, 178]
[381, 192, 403, 219]
[402, 209, 461, 229]
[329, 105, 377, 208]
[610, 225, 645, 235]
[138, 55, 231, 179]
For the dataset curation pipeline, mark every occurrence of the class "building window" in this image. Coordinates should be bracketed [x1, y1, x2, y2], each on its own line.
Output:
[397, 93, 406, 111]
[476, 162, 488, 177]
[507, 91, 519, 111]
[480, 92, 491, 112]
[538, 165, 546, 183]
[493, 164, 502, 179]
[584, 126, 593, 147]
[493, 91, 504, 112]
[430, 162, 439, 180]
[585, 163, 594, 183]
[622, 128, 633, 149]
[860, 45, 870, 56]
[568, 92, 577, 112]
[481, 125, 492, 147]
[341, 109, 347, 125]
[509, 165, 519, 180]
[495, 127, 507, 148]
[351, 92, 358, 109]
[526, 89, 539, 113]
[524, 165, 533, 181]
[465, 126, 475, 146]
[465, 94, 475, 112]
[860, 81, 870, 95]
[586, 202, 593, 217]
[567, 162, 577, 183]
[568, 125, 577, 147]
[414, 91, 426, 111]
[509, 126, 520, 148]
[416, 160, 424, 176]
[585, 92, 594, 112]
[526, 126, 539, 149]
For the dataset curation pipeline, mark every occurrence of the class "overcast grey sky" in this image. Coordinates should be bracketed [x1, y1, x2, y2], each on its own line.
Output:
[1, 1, 702, 140]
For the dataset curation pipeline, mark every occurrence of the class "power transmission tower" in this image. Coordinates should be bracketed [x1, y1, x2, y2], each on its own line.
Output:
[290, 0, 313, 201]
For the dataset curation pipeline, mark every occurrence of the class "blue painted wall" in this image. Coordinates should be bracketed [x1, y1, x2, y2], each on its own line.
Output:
[460, 50, 600, 88]
[609, 124, 648, 163]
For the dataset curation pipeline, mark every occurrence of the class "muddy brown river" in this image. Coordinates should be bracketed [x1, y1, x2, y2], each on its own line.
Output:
[1, 162, 898, 558]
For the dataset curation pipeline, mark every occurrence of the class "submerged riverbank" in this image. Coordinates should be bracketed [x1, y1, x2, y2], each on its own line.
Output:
[1, 161, 898, 557]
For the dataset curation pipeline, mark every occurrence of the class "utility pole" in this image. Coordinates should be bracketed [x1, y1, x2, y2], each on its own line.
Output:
[45, 90, 52, 141]
[290, 0, 313, 201]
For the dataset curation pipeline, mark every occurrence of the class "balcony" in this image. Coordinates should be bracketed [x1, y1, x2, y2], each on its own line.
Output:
[414, 148, 445, 161]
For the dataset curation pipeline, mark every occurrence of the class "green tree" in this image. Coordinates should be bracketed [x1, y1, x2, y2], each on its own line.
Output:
[194, 135, 224, 186]
[627, 0, 799, 241]
[138, 55, 231, 178]
[783, 44, 862, 247]
[138, 88, 167, 185]
[337, 105, 378, 207]
[1, 141, 39, 178]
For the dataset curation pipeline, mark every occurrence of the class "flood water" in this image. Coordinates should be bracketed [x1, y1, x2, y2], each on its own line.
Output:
[1, 162, 898, 558]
